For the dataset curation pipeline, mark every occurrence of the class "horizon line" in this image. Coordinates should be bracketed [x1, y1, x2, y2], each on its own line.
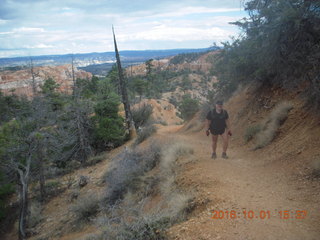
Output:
[0, 47, 218, 60]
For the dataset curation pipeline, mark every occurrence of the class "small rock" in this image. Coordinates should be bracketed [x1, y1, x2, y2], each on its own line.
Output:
[69, 191, 79, 202]
[79, 175, 89, 187]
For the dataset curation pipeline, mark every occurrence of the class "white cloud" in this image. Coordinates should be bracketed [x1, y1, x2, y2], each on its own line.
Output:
[123, 25, 232, 42]
[13, 27, 45, 33]
[0, 31, 14, 35]
[0, 19, 8, 25]
[26, 44, 54, 49]
[149, 6, 242, 18]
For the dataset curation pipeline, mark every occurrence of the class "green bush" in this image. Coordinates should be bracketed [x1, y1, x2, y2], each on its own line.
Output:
[92, 96, 125, 151]
[178, 94, 199, 120]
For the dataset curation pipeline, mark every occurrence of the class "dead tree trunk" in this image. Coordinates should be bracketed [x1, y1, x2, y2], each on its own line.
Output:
[37, 144, 46, 202]
[75, 103, 92, 163]
[112, 26, 135, 137]
[71, 54, 76, 96]
[15, 153, 32, 240]
[30, 58, 37, 96]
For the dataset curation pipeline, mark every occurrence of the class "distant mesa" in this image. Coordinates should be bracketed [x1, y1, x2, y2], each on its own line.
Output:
[0, 64, 91, 97]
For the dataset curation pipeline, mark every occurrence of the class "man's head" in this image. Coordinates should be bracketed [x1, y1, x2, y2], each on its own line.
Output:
[215, 100, 223, 110]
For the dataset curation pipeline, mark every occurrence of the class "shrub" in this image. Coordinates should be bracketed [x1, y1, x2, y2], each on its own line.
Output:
[178, 94, 199, 120]
[45, 181, 62, 194]
[28, 201, 43, 228]
[132, 104, 153, 129]
[168, 96, 178, 107]
[71, 194, 101, 222]
[92, 96, 126, 152]
[311, 157, 320, 178]
[101, 212, 169, 240]
[85, 152, 108, 167]
[160, 142, 194, 196]
[254, 102, 293, 149]
[162, 193, 193, 222]
[0, 181, 14, 221]
[135, 125, 157, 145]
[84, 234, 104, 240]
[34, 180, 65, 201]
[244, 124, 262, 143]
[104, 143, 162, 205]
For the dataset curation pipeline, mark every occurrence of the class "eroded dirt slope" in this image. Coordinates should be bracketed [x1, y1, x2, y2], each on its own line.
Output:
[162, 85, 320, 240]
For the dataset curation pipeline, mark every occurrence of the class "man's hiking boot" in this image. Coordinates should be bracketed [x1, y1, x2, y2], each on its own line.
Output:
[222, 152, 228, 159]
[211, 152, 217, 159]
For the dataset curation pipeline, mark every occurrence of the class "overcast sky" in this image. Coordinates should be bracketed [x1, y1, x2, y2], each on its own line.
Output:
[0, 0, 248, 58]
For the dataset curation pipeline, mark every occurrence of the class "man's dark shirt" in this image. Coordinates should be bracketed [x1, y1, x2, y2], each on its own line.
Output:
[206, 108, 229, 131]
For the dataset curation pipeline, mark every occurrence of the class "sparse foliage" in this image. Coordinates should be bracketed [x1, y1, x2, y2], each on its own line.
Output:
[254, 102, 293, 149]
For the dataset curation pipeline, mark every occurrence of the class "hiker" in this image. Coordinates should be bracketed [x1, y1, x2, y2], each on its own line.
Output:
[205, 100, 232, 159]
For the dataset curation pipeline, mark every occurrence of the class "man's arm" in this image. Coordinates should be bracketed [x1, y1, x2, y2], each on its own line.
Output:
[205, 119, 211, 136]
[226, 118, 231, 131]
[226, 118, 232, 136]
[206, 119, 211, 131]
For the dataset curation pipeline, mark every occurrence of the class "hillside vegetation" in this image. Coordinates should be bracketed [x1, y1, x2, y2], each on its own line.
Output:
[211, 0, 320, 108]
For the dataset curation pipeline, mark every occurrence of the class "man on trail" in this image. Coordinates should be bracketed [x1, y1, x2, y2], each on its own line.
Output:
[205, 100, 232, 159]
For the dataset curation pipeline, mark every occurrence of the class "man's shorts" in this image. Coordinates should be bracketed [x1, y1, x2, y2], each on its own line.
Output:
[210, 128, 226, 135]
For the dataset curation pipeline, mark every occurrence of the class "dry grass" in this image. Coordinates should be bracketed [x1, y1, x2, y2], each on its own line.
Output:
[132, 103, 154, 129]
[158, 142, 194, 222]
[254, 101, 293, 149]
[135, 125, 157, 145]
[244, 124, 262, 143]
[84, 234, 104, 240]
[71, 194, 101, 222]
[84, 152, 108, 167]
[99, 139, 195, 239]
[98, 208, 169, 240]
[311, 157, 320, 178]
[28, 201, 43, 228]
[103, 142, 162, 205]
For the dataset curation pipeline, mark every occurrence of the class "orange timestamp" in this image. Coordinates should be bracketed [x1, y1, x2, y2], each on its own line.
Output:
[211, 210, 307, 220]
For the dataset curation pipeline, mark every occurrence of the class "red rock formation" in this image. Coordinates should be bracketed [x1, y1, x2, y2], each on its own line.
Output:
[0, 65, 92, 97]
[125, 51, 219, 77]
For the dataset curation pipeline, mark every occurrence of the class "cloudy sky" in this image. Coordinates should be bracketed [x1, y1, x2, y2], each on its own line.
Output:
[0, 0, 248, 58]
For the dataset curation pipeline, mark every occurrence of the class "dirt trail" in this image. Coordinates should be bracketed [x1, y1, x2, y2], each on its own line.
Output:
[158, 126, 320, 240]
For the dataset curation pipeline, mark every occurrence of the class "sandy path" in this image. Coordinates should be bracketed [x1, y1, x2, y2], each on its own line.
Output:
[159, 127, 320, 240]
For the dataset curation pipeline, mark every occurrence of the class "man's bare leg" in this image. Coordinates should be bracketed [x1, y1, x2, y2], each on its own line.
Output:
[211, 134, 218, 157]
[221, 130, 229, 157]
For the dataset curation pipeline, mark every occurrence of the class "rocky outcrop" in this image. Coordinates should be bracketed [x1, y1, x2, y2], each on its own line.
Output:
[126, 51, 218, 77]
[0, 65, 92, 97]
[132, 99, 183, 125]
